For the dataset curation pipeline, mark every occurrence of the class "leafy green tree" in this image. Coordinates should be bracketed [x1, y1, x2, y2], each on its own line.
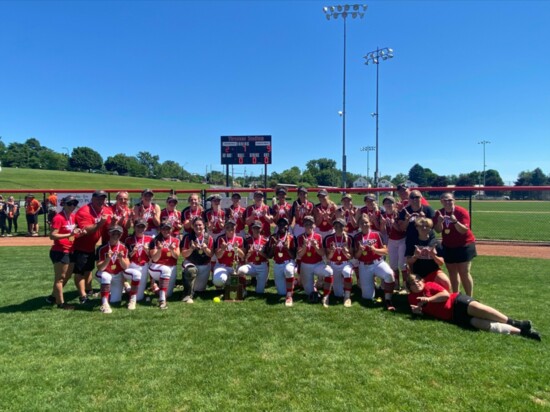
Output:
[454, 173, 476, 198]
[391, 173, 408, 186]
[306, 158, 340, 187]
[39, 149, 68, 170]
[0, 137, 5, 162]
[137, 151, 160, 178]
[69, 147, 103, 171]
[408, 164, 428, 186]
[105, 154, 131, 175]
[158, 160, 183, 179]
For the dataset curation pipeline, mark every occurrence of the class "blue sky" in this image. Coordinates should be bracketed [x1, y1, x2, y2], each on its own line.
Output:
[1, 0, 549, 185]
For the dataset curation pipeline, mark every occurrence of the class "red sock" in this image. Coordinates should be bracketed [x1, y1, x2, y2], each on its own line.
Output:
[130, 280, 139, 296]
[159, 277, 169, 292]
[286, 276, 295, 294]
[323, 276, 333, 296]
[100, 284, 110, 299]
[344, 277, 353, 293]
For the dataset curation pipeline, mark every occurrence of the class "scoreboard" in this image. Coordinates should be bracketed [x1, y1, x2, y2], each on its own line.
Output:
[220, 135, 272, 165]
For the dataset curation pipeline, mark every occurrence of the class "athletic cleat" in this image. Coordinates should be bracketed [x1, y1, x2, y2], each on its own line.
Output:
[309, 292, 320, 304]
[79, 295, 88, 304]
[322, 295, 329, 308]
[344, 297, 352, 308]
[181, 295, 194, 303]
[127, 300, 136, 310]
[522, 329, 541, 341]
[158, 300, 168, 310]
[45, 295, 56, 305]
[100, 303, 112, 314]
[285, 296, 293, 307]
[385, 300, 396, 312]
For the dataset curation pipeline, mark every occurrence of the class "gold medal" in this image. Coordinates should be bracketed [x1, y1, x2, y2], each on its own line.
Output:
[255, 256, 260, 261]
[337, 256, 342, 261]
[111, 264, 117, 271]
[444, 229, 450, 234]
[307, 252, 312, 257]
[362, 251, 367, 256]
[69, 236, 75, 242]
[227, 252, 233, 257]
[198, 250, 204, 255]
[278, 252, 283, 258]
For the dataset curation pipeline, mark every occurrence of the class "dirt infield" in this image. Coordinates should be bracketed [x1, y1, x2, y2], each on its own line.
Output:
[0, 236, 548, 259]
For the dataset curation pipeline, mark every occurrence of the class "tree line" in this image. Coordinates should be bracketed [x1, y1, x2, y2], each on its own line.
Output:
[0, 138, 548, 199]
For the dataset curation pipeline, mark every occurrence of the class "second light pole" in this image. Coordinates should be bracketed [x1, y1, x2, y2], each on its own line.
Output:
[364, 47, 394, 188]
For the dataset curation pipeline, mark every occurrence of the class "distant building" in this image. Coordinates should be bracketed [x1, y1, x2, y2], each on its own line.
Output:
[377, 179, 393, 188]
[404, 180, 419, 188]
[353, 177, 370, 188]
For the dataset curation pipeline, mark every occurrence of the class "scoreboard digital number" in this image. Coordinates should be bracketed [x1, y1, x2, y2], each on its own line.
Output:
[221, 135, 272, 165]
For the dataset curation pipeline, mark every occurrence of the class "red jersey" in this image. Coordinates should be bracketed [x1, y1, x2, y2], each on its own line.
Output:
[161, 208, 182, 236]
[292, 200, 314, 226]
[246, 203, 271, 236]
[181, 206, 203, 233]
[436, 205, 476, 248]
[358, 206, 381, 231]
[268, 232, 296, 264]
[341, 207, 358, 233]
[125, 234, 153, 266]
[204, 208, 226, 235]
[297, 232, 324, 264]
[102, 204, 131, 243]
[226, 204, 246, 233]
[380, 212, 406, 240]
[271, 202, 292, 222]
[408, 282, 458, 321]
[149, 235, 180, 266]
[215, 234, 244, 266]
[136, 202, 158, 232]
[354, 231, 384, 264]
[244, 235, 268, 264]
[50, 210, 77, 253]
[181, 232, 214, 266]
[324, 232, 353, 263]
[96, 242, 128, 274]
[314, 203, 337, 232]
[74, 204, 113, 253]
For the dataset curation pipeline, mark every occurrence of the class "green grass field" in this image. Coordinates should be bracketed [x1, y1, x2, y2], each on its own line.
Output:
[0, 247, 548, 411]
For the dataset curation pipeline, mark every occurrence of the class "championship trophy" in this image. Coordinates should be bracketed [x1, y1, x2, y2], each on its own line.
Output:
[224, 248, 243, 302]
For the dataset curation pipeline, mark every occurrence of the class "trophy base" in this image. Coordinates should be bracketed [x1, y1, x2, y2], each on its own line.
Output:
[224, 275, 244, 302]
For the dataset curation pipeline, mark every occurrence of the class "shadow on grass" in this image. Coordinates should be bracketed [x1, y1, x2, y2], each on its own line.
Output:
[0, 291, 101, 313]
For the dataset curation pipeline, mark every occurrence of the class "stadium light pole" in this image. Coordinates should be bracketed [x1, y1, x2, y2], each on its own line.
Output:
[478, 140, 491, 186]
[323, 4, 368, 189]
[360, 145, 375, 186]
[364, 46, 394, 188]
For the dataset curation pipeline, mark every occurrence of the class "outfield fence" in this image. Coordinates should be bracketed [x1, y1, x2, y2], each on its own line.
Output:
[1, 186, 549, 244]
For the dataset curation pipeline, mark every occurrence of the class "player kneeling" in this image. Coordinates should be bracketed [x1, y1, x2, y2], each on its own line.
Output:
[238, 221, 269, 295]
[95, 225, 141, 313]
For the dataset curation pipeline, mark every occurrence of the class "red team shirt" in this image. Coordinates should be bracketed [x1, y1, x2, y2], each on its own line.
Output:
[226, 205, 246, 234]
[358, 206, 382, 231]
[271, 202, 292, 222]
[324, 233, 354, 263]
[125, 234, 153, 266]
[108, 204, 131, 242]
[136, 203, 158, 232]
[297, 232, 324, 264]
[244, 235, 268, 264]
[341, 207, 358, 233]
[291, 200, 314, 226]
[408, 281, 458, 321]
[149, 236, 180, 266]
[161, 209, 182, 236]
[181, 206, 203, 233]
[353, 230, 384, 264]
[315, 203, 337, 232]
[269, 233, 296, 264]
[74, 204, 113, 253]
[204, 208, 226, 236]
[246, 204, 271, 236]
[435, 205, 476, 248]
[381, 212, 406, 240]
[50, 210, 77, 253]
[96, 242, 128, 274]
[215, 234, 245, 266]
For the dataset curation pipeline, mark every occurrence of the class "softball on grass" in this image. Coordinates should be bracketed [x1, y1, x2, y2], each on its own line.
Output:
[213, 296, 221, 303]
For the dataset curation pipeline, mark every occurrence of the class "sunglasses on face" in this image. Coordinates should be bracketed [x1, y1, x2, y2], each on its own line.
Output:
[409, 196, 421, 199]
[66, 202, 78, 207]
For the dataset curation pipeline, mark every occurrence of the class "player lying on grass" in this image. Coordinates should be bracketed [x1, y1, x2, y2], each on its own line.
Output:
[407, 275, 541, 341]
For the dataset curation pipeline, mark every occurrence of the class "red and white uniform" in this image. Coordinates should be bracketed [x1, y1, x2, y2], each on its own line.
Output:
[50, 210, 77, 254]
[238, 235, 269, 293]
[297, 231, 332, 295]
[267, 232, 297, 296]
[125, 234, 153, 301]
[161, 208, 182, 236]
[226, 204, 246, 236]
[271, 202, 292, 224]
[408, 281, 457, 321]
[324, 232, 353, 297]
[435, 205, 476, 248]
[246, 203, 271, 237]
[314, 203, 337, 238]
[136, 203, 158, 234]
[358, 206, 382, 231]
[181, 206, 204, 235]
[148, 235, 180, 297]
[354, 230, 394, 299]
[204, 208, 226, 240]
[341, 207, 358, 234]
[108, 203, 131, 242]
[291, 200, 314, 237]
[95, 242, 141, 303]
[212, 234, 244, 287]
[74, 204, 113, 253]
[380, 211, 407, 272]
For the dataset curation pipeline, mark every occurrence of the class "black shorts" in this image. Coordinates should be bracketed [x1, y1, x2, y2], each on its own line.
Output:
[73, 250, 96, 274]
[49, 250, 74, 265]
[443, 243, 477, 264]
[26, 214, 38, 225]
[452, 293, 476, 328]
